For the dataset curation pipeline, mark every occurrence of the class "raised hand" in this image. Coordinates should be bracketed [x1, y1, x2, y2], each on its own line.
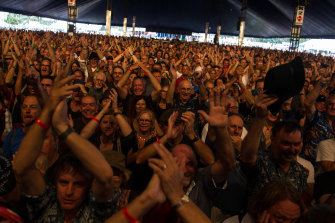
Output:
[198, 91, 228, 128]
[170, 63, 177, 79]
[257, 210, 276, 223]
[254, 93, 278, 119]
[51, 100, 69, 132]
[110, 88, 119, 111]
[143, 174, 166, 204]
[148, 143, 184, 205]
[180, 111, 196, 137]
[46, 75, 78, 112]
[166, 110, 178, 139]
[101, 97, 112, 114]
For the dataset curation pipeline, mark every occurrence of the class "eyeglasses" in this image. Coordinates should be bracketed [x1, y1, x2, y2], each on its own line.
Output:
[138, 119, 151, 123]
[180, 88, 192, 92]
[227, 106, 238, 110]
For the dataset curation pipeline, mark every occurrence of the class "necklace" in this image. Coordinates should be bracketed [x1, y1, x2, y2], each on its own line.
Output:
[137, 131, 156, 141]
[137, 134, 147, 141]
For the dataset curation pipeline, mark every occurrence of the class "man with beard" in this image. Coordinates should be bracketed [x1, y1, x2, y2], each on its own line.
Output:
[88, 72, 107, 106]
[3, 95, 42, 158]
[241, 93, 308, 194]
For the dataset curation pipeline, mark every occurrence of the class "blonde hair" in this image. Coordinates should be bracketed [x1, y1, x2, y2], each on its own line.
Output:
[133, 109, 157, 133]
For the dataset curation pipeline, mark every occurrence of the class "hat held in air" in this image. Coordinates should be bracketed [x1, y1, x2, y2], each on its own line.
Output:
[264, 56, 305, 115]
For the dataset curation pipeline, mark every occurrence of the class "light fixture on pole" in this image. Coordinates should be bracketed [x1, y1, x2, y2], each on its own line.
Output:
[67, 0, 77, 36]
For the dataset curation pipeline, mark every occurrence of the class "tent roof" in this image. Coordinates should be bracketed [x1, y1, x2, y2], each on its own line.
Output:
[0, 0, 334, 38]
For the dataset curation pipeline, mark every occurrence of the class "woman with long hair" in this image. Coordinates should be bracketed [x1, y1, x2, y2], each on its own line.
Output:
[111, 89, 162, 195]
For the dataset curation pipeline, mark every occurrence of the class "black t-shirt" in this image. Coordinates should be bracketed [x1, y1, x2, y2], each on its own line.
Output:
[122, 131, 156, 193]
[314, 171, 335, 201]
[67, 100, 82, 120]
[72, 116, 100, 148]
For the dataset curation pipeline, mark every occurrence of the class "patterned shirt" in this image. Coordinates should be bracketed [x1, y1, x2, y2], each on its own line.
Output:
[4, 108, 13, 134]
[304, 111, 335, 163]
[249, 150, 308, 194]
[23, 185, 119, 223]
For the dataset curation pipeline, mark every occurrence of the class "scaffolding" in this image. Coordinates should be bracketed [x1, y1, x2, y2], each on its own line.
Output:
[67, 0, 77, 36]
[289, 1, 309, 51]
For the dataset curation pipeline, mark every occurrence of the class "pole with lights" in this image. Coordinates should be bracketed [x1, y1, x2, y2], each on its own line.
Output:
[67, 0, 77, 36]
[289, 0, 309, 51]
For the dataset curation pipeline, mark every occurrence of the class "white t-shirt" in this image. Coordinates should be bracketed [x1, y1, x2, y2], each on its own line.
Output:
[297, 156, 315, 184]
[223, 213, 254, 223]
[316, 138, 335, 162]
[316, 138, 335, 173]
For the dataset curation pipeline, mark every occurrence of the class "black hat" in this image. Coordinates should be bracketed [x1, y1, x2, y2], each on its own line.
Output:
[89, 52, 99, 60]
[264, 56, 305, 115]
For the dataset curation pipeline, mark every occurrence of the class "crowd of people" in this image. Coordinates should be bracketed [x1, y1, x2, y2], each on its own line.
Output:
[0, 29, 335, 223]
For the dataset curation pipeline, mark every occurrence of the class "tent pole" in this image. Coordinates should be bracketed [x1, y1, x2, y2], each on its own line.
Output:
[237, 0, 247, 47]
[132, 16, 136, 36]
[238, 21, 245, 47]
[205, 22, 209, 43]
[289, 4, 306, 51]
[216, 25, 221, 44]
[123, 18, 127, 37]
[106, 0, 112, 36]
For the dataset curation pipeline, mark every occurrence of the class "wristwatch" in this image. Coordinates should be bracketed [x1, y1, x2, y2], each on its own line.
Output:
[189, 134, 199, 143]
[172, 195, 190, 211]
[58, 125, 74, 141]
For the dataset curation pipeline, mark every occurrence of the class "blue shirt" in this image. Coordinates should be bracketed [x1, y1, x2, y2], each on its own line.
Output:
[3, 127, 25, 159]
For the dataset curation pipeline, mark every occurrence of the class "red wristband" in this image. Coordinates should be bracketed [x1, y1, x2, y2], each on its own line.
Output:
[90, 116, 100, 123]
[129, 68, 132, 72]
[35, 118, 50, 130]
[240, 87, 246, 94]
[122, 206, 139, 223]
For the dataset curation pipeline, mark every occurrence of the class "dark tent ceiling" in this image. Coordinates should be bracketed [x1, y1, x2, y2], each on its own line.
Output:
[0, 0, 335, 38]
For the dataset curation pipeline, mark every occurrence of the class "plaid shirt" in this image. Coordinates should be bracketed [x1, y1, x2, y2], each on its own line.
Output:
[23, 185, 119, 223]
